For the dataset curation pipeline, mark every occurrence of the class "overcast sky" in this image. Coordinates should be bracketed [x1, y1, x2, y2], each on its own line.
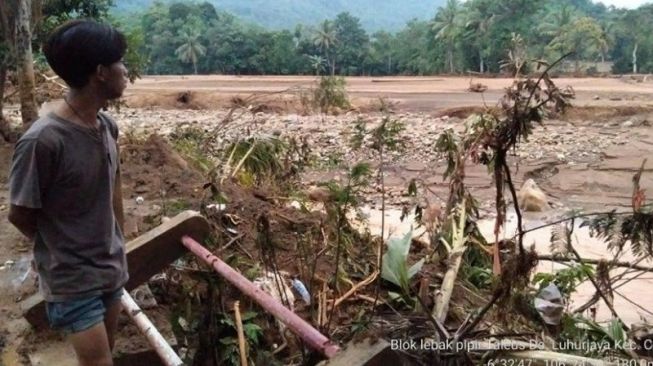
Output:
[595, 0, 651, 8]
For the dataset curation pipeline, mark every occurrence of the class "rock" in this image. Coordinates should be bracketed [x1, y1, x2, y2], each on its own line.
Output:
[556, 153, 566, 161]
[405, 161, 427, 172]
[307, 186, 332, 203]
[517, 179, 550, 212]
[592, 95, 600, 100]
[622, 120, 634, 128]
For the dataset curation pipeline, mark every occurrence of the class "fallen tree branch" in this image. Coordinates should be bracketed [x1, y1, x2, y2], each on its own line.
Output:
[564, 221, 626, 329]
[573, 291, 600, 314]
[537, 255, 653, 273]
[566, 242, 641, 360]
[332, 270, 378, 308]
[454, 289, 504, 341]
[614, 289, 653, 317]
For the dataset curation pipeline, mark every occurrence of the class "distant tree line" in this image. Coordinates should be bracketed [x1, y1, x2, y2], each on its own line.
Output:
[123, 0, 653, 76]
[2, 0, 653, 86]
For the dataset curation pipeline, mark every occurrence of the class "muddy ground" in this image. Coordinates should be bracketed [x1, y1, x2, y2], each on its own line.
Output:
[1, 76, 652, 364]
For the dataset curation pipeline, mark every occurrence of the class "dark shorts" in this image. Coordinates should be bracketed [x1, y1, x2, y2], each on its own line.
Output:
[46, 288, 124, 335]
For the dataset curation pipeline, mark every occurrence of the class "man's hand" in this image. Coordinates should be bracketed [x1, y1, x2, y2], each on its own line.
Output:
[8, 205, 38, 240]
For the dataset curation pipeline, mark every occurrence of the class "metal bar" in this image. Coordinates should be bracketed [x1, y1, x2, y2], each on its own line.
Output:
[181, 235, 341, 358]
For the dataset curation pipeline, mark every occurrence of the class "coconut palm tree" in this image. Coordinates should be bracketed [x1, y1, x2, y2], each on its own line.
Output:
[463, 4, 495, 73]
[312, 20, 337, 75]
[432, 0, 462, 74]
[538, 4, 576, 41]
[307, 54, 326, 76]
[175, 29, 206, 75]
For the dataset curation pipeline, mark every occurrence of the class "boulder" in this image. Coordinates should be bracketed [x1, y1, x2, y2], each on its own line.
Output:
[517, 179, 550, 212]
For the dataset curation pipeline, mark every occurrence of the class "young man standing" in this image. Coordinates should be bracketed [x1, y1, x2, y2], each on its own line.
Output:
[8, 20, 129, 366]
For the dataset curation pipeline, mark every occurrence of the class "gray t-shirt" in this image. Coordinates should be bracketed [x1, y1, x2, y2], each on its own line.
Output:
[9, 111, 128, 302]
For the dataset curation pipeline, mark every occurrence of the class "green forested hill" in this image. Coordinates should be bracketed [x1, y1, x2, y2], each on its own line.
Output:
[105, 0, 653, 76]
[111, 0, 445, 31]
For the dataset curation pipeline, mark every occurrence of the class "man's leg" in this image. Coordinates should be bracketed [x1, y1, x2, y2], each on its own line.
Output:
[67, 322, 113, 366]
[103, 298, 122, 351]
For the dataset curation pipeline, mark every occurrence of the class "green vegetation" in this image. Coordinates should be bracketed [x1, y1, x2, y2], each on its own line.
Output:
[103, 0, 653, 76]
[111, 0, 443, 32]
[381, 229, 425, 305]
[15, 0, 653, 77]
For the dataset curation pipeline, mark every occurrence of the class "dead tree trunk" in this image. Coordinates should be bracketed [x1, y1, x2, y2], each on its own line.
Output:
[0, 63, 12, 142]
[15, 0, 38, 126]
[0, 63, 6, 117]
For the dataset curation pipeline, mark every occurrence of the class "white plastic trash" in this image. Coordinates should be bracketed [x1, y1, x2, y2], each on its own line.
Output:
[534, 283, 565, 325]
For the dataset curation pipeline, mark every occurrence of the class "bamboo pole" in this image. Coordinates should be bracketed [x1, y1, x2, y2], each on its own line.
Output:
[120, 291, 183, 366]
[233, 301, 248, 366]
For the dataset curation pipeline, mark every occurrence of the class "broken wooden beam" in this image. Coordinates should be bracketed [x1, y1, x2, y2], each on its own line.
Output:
[21, 211, 211, 330]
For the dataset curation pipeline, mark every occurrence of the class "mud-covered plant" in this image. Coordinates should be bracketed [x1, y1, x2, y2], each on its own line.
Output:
[324, 162, 372, 331]
[226, 136, 285, 180]
[170, 126, 215, 173]
[434, 128, 481, 219]
[582, 211, 653, 259]
[322, 162, 372, 261]
[560, 315, 631, 359]
[442, 55, 574, 274]
[381, 229, 424, 305]
[532, 263, 594, 301]
[216, 311, 264, 366]
[580, 161, 653, 259]
[223, 135, 309, 189]
[350, 108, 405, 256]
[311, 75, 350, 114]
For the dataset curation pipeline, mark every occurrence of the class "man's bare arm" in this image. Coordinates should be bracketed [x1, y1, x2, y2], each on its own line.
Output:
[8, 205, 38, 240]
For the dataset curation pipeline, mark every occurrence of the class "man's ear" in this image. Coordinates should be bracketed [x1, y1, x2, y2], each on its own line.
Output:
[95, 64, 108, 82]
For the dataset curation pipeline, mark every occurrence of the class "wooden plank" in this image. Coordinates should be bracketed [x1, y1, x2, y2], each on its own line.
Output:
[124, 211, 210, 290]
[21, 211, 211, 330]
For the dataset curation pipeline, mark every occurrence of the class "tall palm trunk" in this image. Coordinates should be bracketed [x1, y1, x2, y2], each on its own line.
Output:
[15, 0, 38, 125]
[632, 43, 638, 74]
[387, 55, 392, 74]
[479, 50, 484, 73]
